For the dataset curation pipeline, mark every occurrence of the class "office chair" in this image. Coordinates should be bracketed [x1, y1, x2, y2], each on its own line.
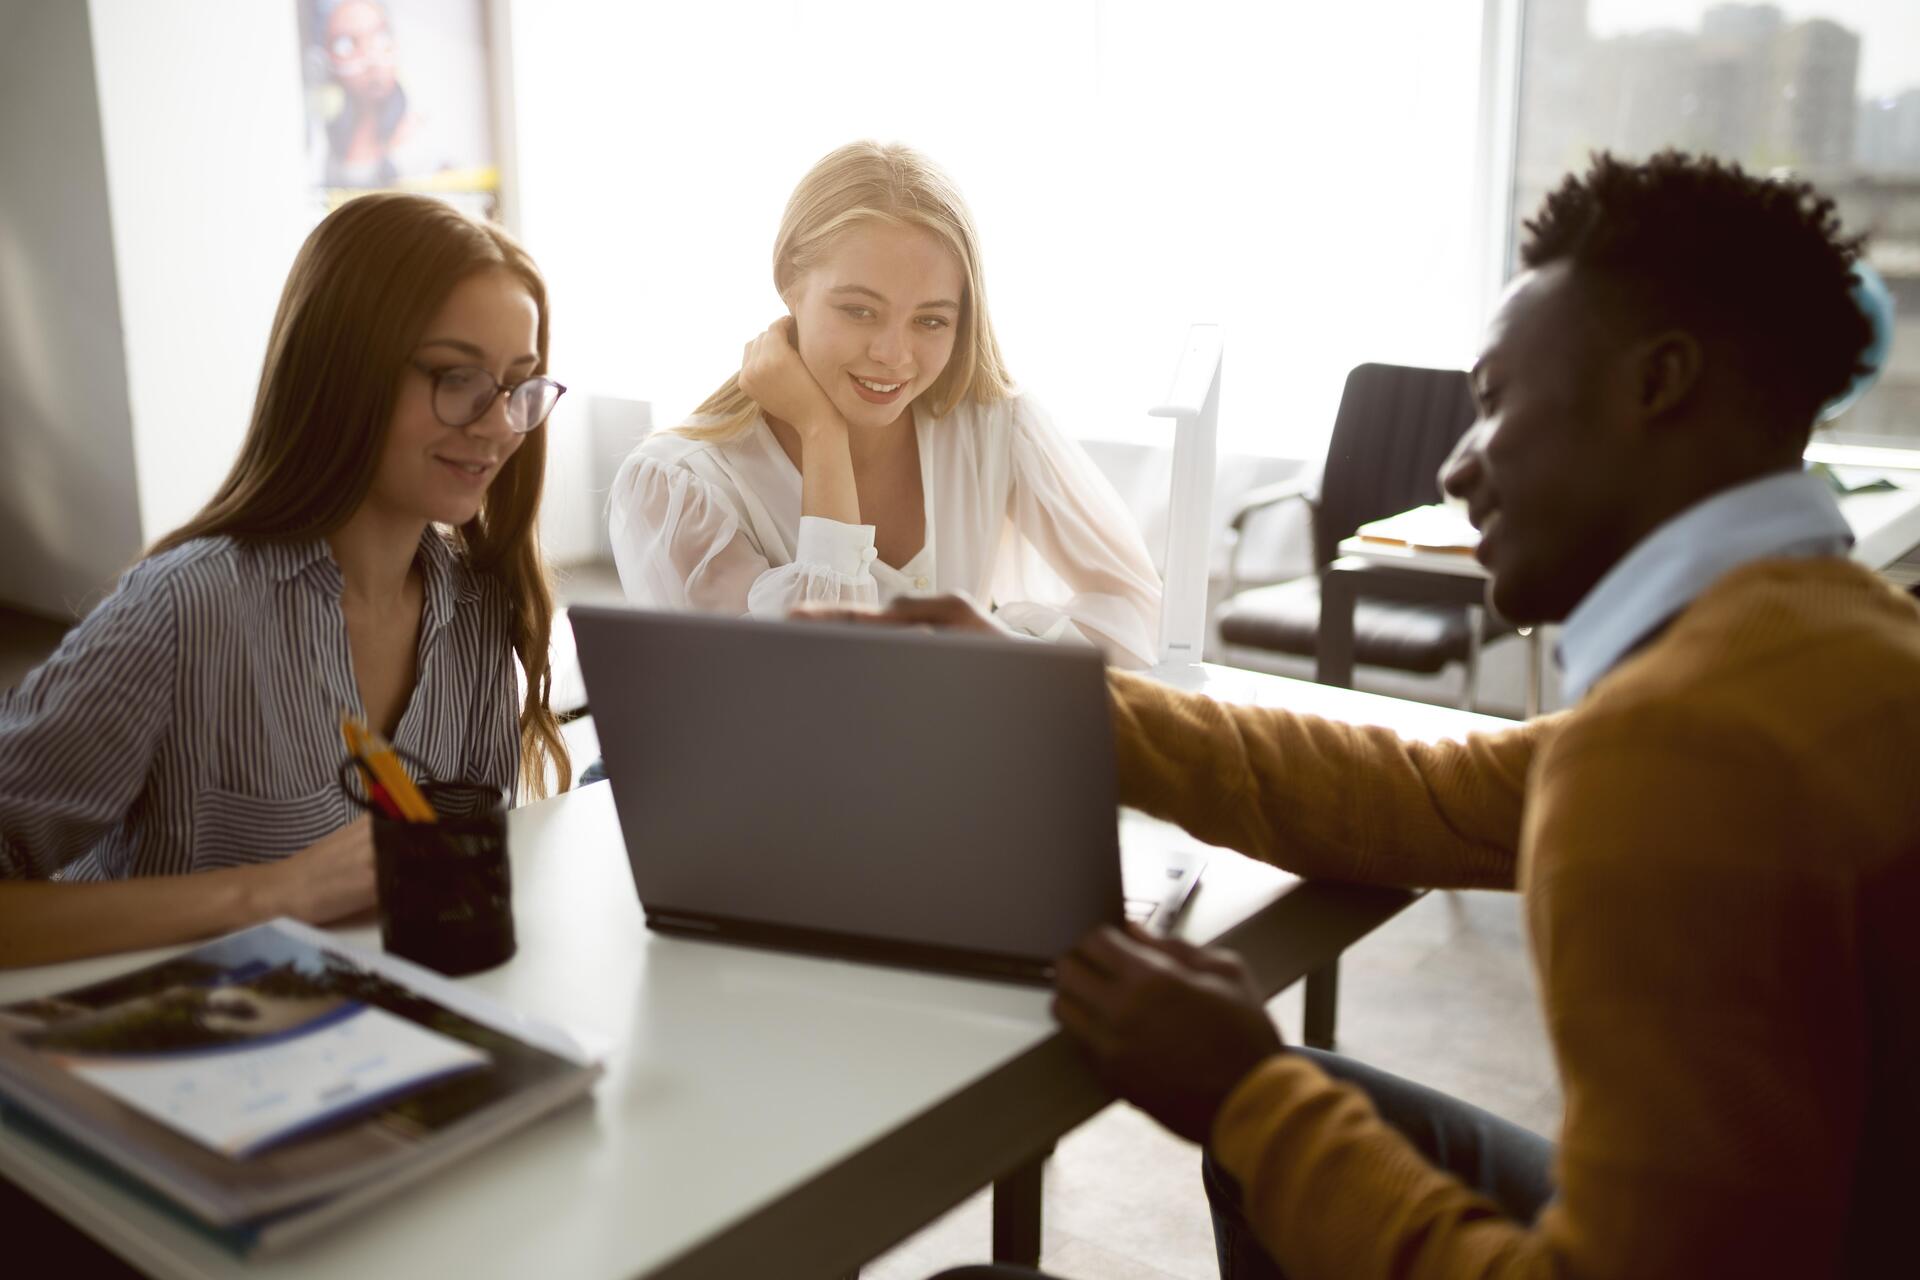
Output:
[1214, 362, 1512, 707]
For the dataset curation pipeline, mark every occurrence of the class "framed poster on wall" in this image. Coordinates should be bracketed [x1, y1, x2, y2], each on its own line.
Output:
[297, 0, 502, 221]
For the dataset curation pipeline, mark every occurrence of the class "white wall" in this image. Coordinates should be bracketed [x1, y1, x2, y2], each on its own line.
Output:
[0, 0, 142, 618]
[88, 0, 313, 546]
[5, 0, 603, 583]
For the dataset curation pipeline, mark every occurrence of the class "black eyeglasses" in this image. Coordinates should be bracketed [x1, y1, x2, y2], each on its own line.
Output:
[413, 362, 567, 434]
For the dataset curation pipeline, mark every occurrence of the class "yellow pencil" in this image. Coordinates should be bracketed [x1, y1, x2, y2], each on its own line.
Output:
[362, 729, 436, 822]
[340, 713, 438, 823]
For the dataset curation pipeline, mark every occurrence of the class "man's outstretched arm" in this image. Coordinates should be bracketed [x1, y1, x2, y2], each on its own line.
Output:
[1108, 670, 1546, 891]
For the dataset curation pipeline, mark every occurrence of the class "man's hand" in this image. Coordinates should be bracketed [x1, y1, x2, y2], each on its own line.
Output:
[792, 592, 1002, 637]
[1053, 923, 1285, 1144]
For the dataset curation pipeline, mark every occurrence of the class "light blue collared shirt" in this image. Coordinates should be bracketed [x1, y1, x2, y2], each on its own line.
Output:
[1557, 468, 1854, 702]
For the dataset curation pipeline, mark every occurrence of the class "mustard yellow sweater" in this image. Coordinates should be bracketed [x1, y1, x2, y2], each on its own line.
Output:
[1110, 559, 1920, 1278]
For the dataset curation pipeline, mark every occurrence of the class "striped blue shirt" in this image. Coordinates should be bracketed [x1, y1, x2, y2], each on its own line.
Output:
[0, 532, 520, 881]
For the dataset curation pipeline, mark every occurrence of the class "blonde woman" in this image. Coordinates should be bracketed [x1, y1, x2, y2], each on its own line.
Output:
[0, 193, 569, 967]
[609, 142, 1162, 667]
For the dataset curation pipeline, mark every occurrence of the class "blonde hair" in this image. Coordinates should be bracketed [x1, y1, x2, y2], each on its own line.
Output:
[680, 141, 1014, 441]
[152, 193, 570, 798]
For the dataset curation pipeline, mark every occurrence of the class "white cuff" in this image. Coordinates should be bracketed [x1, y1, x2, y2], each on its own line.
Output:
[993, 602, 1082, 645]
[795, 516, 878, 579]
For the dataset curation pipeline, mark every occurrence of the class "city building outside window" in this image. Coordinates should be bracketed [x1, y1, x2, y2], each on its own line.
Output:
[1514, 0, 1920, 449]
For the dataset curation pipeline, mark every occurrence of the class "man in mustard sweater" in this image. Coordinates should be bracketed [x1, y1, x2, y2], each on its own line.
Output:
[905, 151, 1920, 1279]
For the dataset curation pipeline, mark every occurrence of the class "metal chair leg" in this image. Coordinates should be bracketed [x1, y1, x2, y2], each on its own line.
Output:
[1522, 626, 1543, 719]
[1461, 605, 1483, 712]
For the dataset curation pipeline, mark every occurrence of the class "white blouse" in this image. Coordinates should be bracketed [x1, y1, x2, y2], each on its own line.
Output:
[608, 392, 1163, 668]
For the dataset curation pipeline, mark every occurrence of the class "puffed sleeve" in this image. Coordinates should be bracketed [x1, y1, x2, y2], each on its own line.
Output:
[0, 560, 178, 879]
[609, 448, 881, 618]
[998, 397, 1163, 669]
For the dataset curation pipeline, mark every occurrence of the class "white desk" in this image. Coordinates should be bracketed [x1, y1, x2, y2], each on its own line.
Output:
[1836, 480, 1920, 573]
[1, 665, 1510, 1280]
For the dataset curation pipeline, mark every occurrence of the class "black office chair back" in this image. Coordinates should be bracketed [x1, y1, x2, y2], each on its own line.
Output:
[1312, 363, 1479, 568]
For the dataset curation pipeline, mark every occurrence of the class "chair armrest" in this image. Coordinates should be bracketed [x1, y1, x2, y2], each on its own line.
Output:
[1226, 477, 1317, 534]
[1223, 476, 1320, 598]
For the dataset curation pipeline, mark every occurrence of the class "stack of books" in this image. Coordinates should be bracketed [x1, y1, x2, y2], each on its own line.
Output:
[0, 919, 601, 1256]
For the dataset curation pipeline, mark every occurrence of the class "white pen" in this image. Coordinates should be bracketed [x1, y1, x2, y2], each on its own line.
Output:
[1150, 860, 1204, 939]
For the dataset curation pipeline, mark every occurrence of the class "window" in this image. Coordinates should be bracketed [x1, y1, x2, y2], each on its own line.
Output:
[1513, 0, 1920, 448]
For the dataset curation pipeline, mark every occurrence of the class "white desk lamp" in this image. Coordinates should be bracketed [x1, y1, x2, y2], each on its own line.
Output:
[1148, 324, 1223, 668]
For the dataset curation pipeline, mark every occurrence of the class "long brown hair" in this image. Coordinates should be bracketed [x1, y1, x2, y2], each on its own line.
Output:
[152, 193, 569, 797]
[681, 140, 1015, 441]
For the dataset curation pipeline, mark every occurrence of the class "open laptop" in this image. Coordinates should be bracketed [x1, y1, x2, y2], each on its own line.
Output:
[569, 606, 1139, 984]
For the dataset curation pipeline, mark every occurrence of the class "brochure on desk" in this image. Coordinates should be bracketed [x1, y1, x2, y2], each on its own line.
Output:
[0, 919, 600, 1256]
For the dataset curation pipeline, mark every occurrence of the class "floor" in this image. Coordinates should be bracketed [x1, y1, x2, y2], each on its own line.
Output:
[0, 574, 1561, 1280]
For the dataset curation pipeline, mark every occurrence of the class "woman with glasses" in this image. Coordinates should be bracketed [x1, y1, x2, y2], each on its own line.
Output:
[0, 193, 569, 968]
[609, 141, 1162, 667]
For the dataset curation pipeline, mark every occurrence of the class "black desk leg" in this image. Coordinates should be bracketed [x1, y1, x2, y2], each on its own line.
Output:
[1303, 960, 1340, 1050]
[1315, 569, 1359, 689]
[1307, 571, 1359, 1049]
[992, 1152, 1046, 1266]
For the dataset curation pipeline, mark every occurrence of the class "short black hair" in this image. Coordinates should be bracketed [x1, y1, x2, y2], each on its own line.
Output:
[1520, 150, 1871, 434]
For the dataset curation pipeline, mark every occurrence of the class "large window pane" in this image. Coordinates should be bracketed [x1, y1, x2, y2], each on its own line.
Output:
[1515, 1, 1920, 448]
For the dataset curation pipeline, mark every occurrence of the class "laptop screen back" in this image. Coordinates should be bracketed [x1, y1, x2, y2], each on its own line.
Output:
[569, 606, 1125, 966]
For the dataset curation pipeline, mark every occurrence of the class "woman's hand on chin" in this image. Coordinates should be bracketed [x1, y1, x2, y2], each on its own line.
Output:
[740, 316, 846, 443]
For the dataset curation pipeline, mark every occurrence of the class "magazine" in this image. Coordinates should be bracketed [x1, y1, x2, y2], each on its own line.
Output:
[0, 919, 601, 1256]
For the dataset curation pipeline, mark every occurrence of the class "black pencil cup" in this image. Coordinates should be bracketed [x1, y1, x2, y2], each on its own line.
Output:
[372, 781, 516, 976]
